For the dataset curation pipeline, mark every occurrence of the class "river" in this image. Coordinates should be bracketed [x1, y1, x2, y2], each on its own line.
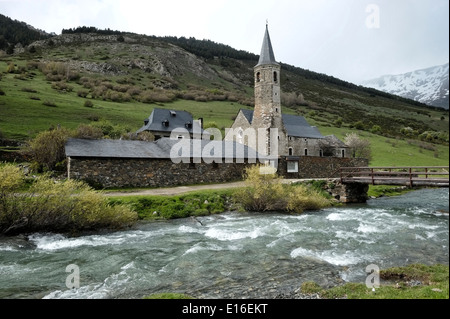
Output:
[0, 188, 448, 299]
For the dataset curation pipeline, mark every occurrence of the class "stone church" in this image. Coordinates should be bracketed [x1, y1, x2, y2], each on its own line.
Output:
[225, 25, 349, 161]
[64, 25, 365, 189]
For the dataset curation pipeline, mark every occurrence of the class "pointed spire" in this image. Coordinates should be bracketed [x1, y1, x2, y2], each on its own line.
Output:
[256, 23, 278, 66]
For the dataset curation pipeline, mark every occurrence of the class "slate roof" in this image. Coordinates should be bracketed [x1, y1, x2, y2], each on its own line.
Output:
[65, 138, 261, 160]
[239, 109, 324, 139]
[256, 25, 278, 67]
[323, 135, 349, 148]
[282, 114, 324, 139]
[136, 108, 206, 136]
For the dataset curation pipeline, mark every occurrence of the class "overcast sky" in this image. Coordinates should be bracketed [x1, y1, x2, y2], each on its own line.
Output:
[1, 0, 448, 84]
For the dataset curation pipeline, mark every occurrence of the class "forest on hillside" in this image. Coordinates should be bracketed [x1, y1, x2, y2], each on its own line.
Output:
[0, 14, 50, 53]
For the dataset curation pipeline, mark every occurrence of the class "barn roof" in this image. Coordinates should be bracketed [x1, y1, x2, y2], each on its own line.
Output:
[65, 138, 261, 160]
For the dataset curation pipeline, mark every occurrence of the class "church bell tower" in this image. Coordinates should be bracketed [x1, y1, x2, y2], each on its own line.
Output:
[252, 23, 286, 156]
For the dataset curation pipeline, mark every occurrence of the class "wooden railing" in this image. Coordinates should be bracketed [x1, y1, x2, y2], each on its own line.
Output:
[340, 166, 449, 187]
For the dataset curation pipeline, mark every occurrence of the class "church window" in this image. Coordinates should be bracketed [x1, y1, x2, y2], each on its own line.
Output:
[273, 71, 278, 83]
[304, 149, 308, 156]
[341, 149, 345, 158]
[319, 149, 323, 157]
[256, 72, 261, 82]
[289, 147, 293, 156]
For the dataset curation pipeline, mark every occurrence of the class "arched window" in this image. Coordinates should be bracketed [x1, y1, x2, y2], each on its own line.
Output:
[304, 149, 308, 156]
[256, 72, 261, 82]
[341, 149, 345, 158]
[273, 71, 278, 83]
[319, 149, 323, 157]
[289, 147, 293, 156]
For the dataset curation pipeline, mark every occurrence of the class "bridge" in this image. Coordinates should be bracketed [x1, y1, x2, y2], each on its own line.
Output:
[340, 166, 449, 188]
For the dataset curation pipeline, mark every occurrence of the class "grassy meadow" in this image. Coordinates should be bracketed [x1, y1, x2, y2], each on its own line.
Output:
[0, 51, 448, 168]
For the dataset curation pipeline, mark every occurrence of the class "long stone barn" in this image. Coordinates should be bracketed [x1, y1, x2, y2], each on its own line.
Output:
[65, 138, 260, 189]
[65, 138, 368, 189]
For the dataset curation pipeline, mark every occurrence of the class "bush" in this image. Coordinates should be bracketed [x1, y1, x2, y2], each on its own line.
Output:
[77, 90, 89, 98]
[286, 185, 331, 214]
[43, 100, 57, 107]
[73, 124, 104, 139]
[370, 125, 382, 134]
[234, 165, 287, 212]
[354, 121, 365, 130]
[91, 120, 128, 139]
[234, 165, 332, 213]
[0, 164, 137, 235]
[84, 100, 94, 108]
[25, 127, 72, 171]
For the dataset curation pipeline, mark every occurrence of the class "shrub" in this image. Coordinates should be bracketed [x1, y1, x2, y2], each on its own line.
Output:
[84, 100, 94, 108]
[286, 185, 331, 214]
[234, 165, 287, 212]
[138, 89, 176, 103]
[51, 81, 73, 92]
[77, 90, 89, 98]
[0, 164, 137, 235]
[6, 62, 16, 73]
[91, 120, 128, 139]
[25, 127, 72, 171]
[234, 165, 332, 213]
[354, 121, 365, 130]
[73, 124, 104, 139]
[370, 125, 382, 134]
[43, 100, 57, 107]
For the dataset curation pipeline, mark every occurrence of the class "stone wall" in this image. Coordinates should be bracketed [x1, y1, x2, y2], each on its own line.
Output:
[68, 157, 252, 189]
[277, 156, 368, 179]
[68, 155, 368, 190]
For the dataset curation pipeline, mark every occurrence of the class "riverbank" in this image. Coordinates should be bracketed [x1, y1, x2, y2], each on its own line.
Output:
[144, 263, 449, 299]
[105, 181, 431, 222]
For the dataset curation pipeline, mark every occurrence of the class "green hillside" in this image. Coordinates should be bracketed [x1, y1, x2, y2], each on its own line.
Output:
[0, 27, 448, 167]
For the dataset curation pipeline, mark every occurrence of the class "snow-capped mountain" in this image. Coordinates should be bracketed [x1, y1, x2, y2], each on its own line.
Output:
[361, 63, 449, 109]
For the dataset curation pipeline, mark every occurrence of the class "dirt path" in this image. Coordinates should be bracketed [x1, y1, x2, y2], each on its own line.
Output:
[103, 179, 310, 197]
[104, 181, 247, 197]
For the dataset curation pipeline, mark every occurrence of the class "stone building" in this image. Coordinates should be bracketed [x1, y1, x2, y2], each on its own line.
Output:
[225, 24, 349, 162]
[136, 108, 207, 140]
[65, 137, 259, 188]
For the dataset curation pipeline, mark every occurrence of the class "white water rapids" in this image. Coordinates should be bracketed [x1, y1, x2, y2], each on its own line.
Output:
[0, 188, 448, 299]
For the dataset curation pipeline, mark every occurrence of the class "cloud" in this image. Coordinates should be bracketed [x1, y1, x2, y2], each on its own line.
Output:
[0, 0, 447, 84]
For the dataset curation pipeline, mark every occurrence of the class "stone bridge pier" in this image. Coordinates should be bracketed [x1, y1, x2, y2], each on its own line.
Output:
[322, 179, 369, 203]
